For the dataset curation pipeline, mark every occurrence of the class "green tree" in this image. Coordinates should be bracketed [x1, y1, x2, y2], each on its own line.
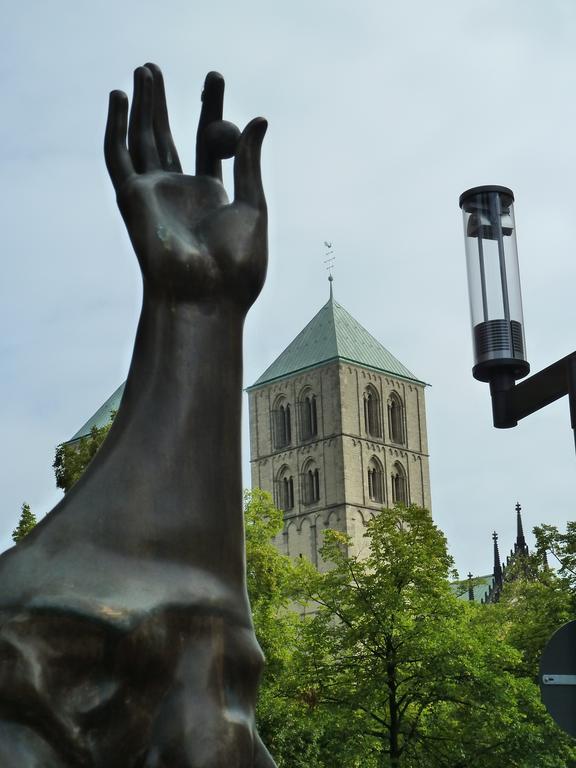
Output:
[534, 522, 576, 598]
[290, 505, 576, 768]
[498, 551, 573, 679]
[244, 488, 329, 767]
[11, 415, 115, 541]
[12, 502, 37, 543]
[52, 413, 115, 493]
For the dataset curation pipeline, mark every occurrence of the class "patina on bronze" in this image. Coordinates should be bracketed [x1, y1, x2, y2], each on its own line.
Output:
[0, 64, 275, 767]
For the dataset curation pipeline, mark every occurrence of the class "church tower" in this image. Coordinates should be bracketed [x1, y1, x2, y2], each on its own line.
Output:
[247, 293, 431, 568]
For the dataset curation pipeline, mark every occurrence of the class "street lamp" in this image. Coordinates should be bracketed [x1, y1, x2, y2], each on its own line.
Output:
[459, 185, 576, 450]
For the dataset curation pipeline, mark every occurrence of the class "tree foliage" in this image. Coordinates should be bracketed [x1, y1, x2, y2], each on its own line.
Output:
[243, 488, 329, 767]
[12, 502, 37, 543]
[289, 505, 576, 768]
[534, 522, 576, 599]
[52, 413, 115, 493]
[497, 551, 573, 680]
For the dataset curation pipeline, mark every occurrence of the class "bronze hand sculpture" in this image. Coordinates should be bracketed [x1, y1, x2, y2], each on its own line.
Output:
[0, 65, 276, 767]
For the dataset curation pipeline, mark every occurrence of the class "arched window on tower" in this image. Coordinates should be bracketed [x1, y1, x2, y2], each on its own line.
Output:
[276, 466, 294, 511]
[272, 397, 292, 450]
[388, 392, 405, 444]
[301, 460, 320, 505]
[299, 389, 318, 441]
[367, 456, 384, 503]
[363, 385, 382, 438]
[391, 462, 408, 506]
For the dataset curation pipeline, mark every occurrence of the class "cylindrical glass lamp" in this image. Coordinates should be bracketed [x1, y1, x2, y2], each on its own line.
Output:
[459, 185, 530, 383]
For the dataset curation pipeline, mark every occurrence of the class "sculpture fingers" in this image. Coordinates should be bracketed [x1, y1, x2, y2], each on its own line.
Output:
[104, 90, 134, 190]
[195, 71, 225, 180]
[233, 117, 267, 210]
[144, 62, 183, 173]
[128, 66, 162, 173]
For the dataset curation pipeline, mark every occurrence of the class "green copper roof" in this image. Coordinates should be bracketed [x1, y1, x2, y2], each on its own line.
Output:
[67, 298, 422, 442]
[249, 297, 423, 388]
[451, 575, 494, 603]
[67, 382, 125, 444]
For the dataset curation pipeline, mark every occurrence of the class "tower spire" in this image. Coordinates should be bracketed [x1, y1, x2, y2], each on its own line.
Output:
[467, 572, 475, 602]
[492, 531, 503, 588]
[324, 241, 335, 300]
[515, 502, 528, 556]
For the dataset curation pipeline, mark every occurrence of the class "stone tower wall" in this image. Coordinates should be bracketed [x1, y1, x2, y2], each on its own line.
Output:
[248, 359, 431, 568]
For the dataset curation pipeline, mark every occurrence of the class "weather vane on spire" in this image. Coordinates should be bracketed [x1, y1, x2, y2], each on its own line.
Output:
[324, 241, 335, 298]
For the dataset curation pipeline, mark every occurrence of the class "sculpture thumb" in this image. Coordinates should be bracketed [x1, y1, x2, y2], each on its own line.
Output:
[234, 117, 268, 209]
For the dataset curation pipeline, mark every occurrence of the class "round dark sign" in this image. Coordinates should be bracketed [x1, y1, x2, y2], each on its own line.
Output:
[540, 620, 576, 738]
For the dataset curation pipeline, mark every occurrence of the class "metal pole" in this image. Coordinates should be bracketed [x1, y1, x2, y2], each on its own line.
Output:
[490, 193, 513, 352]
[477, 235, 489, 322]
[568, 354, 576, 456]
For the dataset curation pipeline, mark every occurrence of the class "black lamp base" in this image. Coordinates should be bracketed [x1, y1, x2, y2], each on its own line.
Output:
[473, 357, 530, 384]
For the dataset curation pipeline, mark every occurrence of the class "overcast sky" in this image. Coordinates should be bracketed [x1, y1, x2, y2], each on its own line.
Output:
[1, 0, 575, 577]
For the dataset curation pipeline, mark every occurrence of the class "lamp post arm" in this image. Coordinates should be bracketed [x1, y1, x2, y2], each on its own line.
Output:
[489, 352, 576, 446]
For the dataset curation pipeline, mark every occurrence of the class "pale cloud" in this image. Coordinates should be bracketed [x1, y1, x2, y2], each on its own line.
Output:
[1, 0, 574, 576]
